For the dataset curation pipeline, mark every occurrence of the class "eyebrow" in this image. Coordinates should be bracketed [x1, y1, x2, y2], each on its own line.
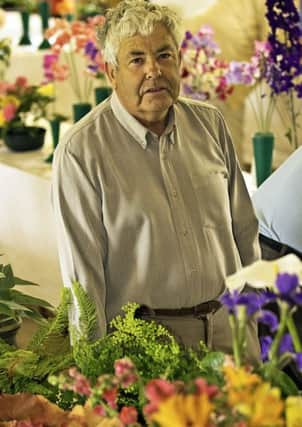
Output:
[127, 44, 174, 58]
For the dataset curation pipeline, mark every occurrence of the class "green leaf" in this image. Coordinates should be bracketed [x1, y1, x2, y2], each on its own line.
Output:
[13, 276, 39, 286]
[259, 363, 299, 397]
[199, 351, 225, 370]
[10, 290, 53, 308]
[0, 303, 16, 319]
[0, 264, 14, 288]
[0, 299, 32, 312]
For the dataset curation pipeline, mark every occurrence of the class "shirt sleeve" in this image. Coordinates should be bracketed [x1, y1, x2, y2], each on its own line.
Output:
[52, 140, 107, 342]
[216, 110, 261, 267]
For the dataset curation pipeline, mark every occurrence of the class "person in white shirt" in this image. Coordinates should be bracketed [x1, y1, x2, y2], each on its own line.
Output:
[252, 146, 302, 259]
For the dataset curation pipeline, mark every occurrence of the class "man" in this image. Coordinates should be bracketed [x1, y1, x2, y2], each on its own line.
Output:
[52, 0, 260, 361]
[252, 146, 302, 260]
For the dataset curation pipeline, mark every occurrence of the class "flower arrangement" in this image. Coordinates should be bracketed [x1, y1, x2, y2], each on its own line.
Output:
[265, 0, 302, 148]
[0, 76, 53, 134]
[44, 15, 106, 104]
[226, 40, 275, 134]
[180, 25, 233, 102]
[1, 354, 300, 426]
[1, 261, 302, 426]
[225, 0, 302, 145]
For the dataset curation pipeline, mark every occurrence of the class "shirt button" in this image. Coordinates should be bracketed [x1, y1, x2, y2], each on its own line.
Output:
[172, 190, 177, 197]
[183, 229, 188, 236]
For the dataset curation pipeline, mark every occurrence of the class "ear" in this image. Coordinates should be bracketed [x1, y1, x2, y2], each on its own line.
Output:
[178, 49, 182, 66]
[105, 62, 117, 90]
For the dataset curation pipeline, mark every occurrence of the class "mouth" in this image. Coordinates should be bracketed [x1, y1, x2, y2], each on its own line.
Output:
[144, 87, 167, 95]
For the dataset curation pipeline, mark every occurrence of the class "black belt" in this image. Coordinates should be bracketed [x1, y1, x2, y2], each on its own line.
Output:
[259, 234, 302, 259]
[136, 300, 222, 319]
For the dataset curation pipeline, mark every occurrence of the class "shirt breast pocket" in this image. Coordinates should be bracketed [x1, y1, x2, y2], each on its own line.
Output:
[191, 171, 232, 228]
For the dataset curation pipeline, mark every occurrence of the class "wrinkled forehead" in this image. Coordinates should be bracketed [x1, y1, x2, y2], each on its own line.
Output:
[117, 24, 178, 59]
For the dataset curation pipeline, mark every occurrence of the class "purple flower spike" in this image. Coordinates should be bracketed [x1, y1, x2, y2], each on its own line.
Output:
[220, 290, 240, 314]
[260, 335, 273, 361]
[279, 333, 294, 355]
[276, 273, 299, 294]
[258, 310, 279, 332]
[220, 291, 265, 316]
[295, 353, 302, 371]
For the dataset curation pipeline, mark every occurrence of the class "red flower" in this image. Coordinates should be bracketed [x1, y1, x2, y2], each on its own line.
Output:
[103, 386, 118, 409]
[119, 406, 138, 425]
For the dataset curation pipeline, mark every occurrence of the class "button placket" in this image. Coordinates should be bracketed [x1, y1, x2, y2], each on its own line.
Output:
[159, 137, 199, 290]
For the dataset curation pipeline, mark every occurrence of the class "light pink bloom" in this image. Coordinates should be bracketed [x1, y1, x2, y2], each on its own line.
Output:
[3, 103, 17, 122]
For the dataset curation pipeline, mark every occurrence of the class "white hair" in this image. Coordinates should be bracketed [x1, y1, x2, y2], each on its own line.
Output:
[96, 0, 182, 66]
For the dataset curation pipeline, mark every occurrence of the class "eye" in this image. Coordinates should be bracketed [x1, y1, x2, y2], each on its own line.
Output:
[130, 57, 144, 65]
[158, 52, 172, 60]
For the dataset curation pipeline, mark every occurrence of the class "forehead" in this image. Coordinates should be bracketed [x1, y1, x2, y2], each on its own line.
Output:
[118, 24, 177, 58]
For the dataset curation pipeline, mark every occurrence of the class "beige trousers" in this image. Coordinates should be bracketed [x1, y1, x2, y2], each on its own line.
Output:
[140, 305, 260, 366]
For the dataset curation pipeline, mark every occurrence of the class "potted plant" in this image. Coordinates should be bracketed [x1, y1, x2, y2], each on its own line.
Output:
[0, 258, 53, 345]
[0, 76, 53, 151]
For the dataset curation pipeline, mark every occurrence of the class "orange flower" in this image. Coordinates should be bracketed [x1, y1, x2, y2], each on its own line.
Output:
[150, 393, 213, 427]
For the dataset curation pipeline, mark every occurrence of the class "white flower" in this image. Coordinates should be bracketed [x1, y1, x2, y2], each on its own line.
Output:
[225, 254, 302, 291]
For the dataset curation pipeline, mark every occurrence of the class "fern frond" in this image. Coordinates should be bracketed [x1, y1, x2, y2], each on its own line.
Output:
[28, 288, 71, 355]
[71, 281, 97, 342]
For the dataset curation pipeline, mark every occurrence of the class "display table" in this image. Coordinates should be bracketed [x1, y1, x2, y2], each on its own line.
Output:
[0, 124, 70, 308]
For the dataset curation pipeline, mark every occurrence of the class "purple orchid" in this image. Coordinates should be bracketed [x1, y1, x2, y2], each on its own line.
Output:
[220, 290, 267, 316]
[275, 273, 302, 306]
[260, 335, 273, 361]
[258, 309, 279, 333]
[279, 333, 294, 355]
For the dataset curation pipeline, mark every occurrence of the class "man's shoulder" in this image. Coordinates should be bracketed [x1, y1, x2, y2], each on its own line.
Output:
[175, 96, 222, 124]
[176, 96, 219, 115]
[58, 98, 114, 153]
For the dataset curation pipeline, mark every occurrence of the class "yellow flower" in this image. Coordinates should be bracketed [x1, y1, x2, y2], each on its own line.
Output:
[245, 383, 284, 427]
[224, 365, 261, 389]
[3, 95, 20, 108]
[0, 110, 5, 126]
[286, 396, 302, 427]
[151, 393, 213, 427]
[37, 83, 54, 97]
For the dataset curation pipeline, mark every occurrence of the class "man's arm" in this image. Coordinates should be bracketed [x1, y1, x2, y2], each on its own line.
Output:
[216, 110, 261, 267]
[52, 141, 107, 342]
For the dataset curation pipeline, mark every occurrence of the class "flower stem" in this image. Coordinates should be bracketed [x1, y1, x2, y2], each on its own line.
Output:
[269, 303, 289, 365]
[64, 51, 82, 102]
[287, 312, 302, 352]
[229, 314, 241, 367]
[289, 89, 298, 149]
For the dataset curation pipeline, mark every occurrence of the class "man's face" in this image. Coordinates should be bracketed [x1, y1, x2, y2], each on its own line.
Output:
[106, 24, 181, 131]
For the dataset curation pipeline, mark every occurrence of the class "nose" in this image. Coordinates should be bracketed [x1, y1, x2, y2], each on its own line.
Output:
[145, 58, 162, 79]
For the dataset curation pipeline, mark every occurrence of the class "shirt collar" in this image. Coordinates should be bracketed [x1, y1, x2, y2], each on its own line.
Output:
[110, 90, 175, 149]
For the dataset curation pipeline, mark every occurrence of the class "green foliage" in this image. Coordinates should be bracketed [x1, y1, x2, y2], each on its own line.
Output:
[28, 288, 71, 356]
[0, 289, 73, 398]
[257, 362, 299, 397]
[72, 302, 224, 389]
[71, 281, 97, 343]
[0, 260, 53, 322]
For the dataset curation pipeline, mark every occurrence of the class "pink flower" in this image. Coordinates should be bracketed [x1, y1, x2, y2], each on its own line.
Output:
[93, 404, 106, 417]
[119, 406, 138, 425]
[3, 103, 17, 122]
[194, 378, 219, 398]
[68, 367, 92, 396]
[0, 81, 10, 95]
[145, 379, 176, 405]
[15, 76, 28, 88]
[114, 358, 138, 388]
